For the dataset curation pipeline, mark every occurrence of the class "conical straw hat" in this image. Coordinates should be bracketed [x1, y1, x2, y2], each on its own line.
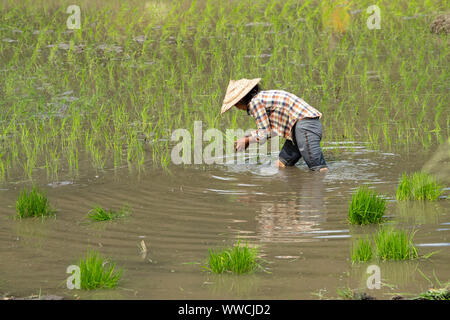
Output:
[221, 78, 261, 114]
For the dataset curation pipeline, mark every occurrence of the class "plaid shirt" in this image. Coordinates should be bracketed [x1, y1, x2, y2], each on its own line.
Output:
[248, 90, 322, 143]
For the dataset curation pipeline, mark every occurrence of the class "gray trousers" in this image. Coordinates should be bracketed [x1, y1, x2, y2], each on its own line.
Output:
[278, 118, 327, 170]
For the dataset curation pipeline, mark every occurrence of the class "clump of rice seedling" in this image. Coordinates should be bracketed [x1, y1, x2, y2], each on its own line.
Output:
[16, 185, 55, 219]
[348, 187, 386, 225]
[204, 241, 262, 274]
[87, 205, 130, 221]
[415, 286, 450, 300]
[336, 287, 355, 300]
[351, 237, 373, 263]
[336, 287, 376, 300]
[396, 172, 443, 201]
[374, 226, 418, 261]
[413, 271, 450, 300]
[78, 251, 123, 290]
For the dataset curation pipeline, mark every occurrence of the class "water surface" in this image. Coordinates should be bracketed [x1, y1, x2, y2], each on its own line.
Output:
[0, 143, 448, 299]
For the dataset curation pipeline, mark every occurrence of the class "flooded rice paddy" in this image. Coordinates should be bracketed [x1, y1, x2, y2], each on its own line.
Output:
[0, 143, 448, 299]
[0, 0, 449, 300]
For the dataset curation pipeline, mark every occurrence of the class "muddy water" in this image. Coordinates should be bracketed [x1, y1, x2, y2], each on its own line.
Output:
[0, 142, 448, 299]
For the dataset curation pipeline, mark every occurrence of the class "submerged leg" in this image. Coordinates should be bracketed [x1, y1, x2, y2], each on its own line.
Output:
[278, 137, 302, 168]
[277, 159, 286, 168]
[295, 119, 328, 171]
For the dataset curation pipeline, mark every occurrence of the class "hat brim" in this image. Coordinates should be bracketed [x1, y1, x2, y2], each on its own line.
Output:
[221, 78, 261, 114]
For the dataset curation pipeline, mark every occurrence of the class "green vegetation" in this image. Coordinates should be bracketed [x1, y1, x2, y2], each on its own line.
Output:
[78, 251, 123, 290]
[396, 172, 443, 201]
[351, 236, 373, 263]
[87, 205, 130, 221]
[336, 285, 450, 300]
[414, 271, 450, 300]
[336, 287, 355, 300]
[0, 0, 447, 180]
[336, 287, 376, 300]
[351, 226, 425, 262]
[348, 187, 386, 225]
[415, 286, 450, 300]
[374, 227, 418, 261]
[15, 185, 54, 218]
[205, 241, 262, 274]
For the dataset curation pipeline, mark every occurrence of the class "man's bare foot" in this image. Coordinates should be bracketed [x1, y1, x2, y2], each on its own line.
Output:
[277, 160, 286, 168]
[319, 167, 328, 173]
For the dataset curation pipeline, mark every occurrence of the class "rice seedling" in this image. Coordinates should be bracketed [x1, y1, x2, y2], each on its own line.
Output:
[348, 187, 386, 225]
[78, 250, 123, 290]
[87, 205, 130, 222]
[337, 287, 377, 300]
[351, 236, 373, 263]
[15, 185, 54, 219]
[374, 226, 418, 261]
[396, 172, 443, 201]
[415, 286, 450, 300]
[413, 277, 450, 300]
[204, 241, 262, 275]
[336, 287, 355, 300]
[0, 0, 447, 181]
[414, 271, 450, 300]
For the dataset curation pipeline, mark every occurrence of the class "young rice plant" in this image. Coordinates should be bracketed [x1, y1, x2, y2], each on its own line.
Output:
[374, 226, 418, 261]
[396, 172, 443, 201]
[78, 251, 123, 290]
[348, 187, 386, 225]
[351, 237, 374, 263]
[87, 205, 130, 221]
[16, 185, 54, 219]
[205, 241, 262, 274]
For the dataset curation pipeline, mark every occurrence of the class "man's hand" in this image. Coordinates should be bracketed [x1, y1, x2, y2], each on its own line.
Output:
[234, 136, 249, 152]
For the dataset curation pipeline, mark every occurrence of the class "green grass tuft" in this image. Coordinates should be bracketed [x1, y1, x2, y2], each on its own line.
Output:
[78, 251, 123, 290]
[15, 185, 54, 219]
[336, 287, 355, 300]
[205, 241, 262, 274]
[348, 187, 386, 225]
[374, 226, 418, 261]
[351, 237, 373, 263]
[415, 287, 450, 300]
[87, 205, 130, 221]
[396, 172, 443, 201]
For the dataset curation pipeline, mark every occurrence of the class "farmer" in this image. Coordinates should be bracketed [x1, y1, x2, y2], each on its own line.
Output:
[221, 78, 328, 172]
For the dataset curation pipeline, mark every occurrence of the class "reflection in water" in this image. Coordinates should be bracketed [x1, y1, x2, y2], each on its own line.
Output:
[15, 219, 52, 249]
[395, 201, 443, 225]
[82, 290, 127, 300]
[252, 172, 327, 243]
[349, 260, 423, 293]
[0, 142, 448, 299]
[203, 274, 259, 298]
[222, 145, 400, 244]
[416, 242, 450, 247]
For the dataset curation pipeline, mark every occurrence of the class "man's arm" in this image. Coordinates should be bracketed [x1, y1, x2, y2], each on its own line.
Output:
[235, 98, 272, 151]
[234, 135, 257, 152]
[248, 97, 272, 144]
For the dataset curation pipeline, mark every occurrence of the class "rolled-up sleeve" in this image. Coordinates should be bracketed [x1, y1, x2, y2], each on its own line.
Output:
[248, 98, 273, 144]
